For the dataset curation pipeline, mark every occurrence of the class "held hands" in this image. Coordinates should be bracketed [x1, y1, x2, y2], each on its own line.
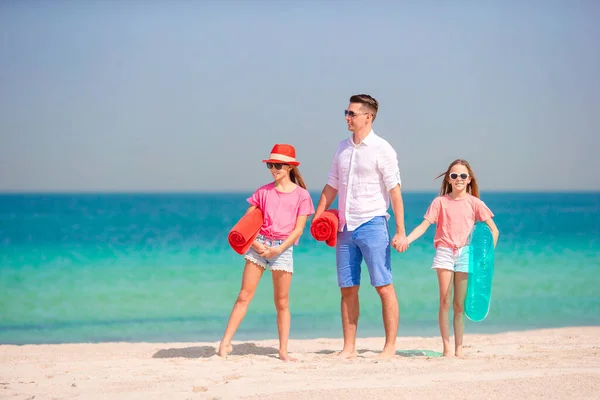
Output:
[260, 244, 283, 259]
[251, 241, 283, 259]
[391, 233, 409, 252]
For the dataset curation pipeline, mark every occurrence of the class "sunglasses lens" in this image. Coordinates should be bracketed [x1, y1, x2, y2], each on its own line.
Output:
[450, 173, 458, 179]
[267, 163, 284, 170]
[460, 173, 468, 179]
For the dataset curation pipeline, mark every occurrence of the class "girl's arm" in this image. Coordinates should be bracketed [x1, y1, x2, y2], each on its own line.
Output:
[261, 215, 309, 258]
[407, 219, 432, 245]
[245, 205, 258, 215]
[483, 218, 500, 248]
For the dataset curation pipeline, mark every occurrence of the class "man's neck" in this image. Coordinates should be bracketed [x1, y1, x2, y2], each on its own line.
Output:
[352, 126, 372, 145]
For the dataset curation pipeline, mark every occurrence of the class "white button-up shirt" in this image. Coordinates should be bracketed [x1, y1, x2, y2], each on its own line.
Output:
[327, 130, 401, 231]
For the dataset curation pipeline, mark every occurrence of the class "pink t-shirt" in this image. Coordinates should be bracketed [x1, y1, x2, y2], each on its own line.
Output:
[423, 194, 494, 249]
[247, 183, 315, 243]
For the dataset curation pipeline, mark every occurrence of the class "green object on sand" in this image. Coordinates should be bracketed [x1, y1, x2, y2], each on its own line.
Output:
[465, 223, 496, 322]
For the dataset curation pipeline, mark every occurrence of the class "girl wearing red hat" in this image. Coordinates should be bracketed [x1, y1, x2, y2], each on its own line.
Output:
[218, 144, 315, 361]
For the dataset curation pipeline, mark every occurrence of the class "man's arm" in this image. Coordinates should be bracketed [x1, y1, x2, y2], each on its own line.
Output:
[314, 184, 338, 220]
[389, 185, 408, 251]
[315, 145, 340, 220]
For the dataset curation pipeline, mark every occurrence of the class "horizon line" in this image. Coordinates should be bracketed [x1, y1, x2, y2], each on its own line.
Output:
[1, 189, 599, 195]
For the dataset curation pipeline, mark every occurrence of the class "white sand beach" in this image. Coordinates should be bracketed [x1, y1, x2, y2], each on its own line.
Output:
[1, 327, 599, 400]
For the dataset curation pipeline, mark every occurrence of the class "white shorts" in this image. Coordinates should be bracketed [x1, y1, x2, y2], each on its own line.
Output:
[244, 234, 294, 274]
[431, 246, 470, 273]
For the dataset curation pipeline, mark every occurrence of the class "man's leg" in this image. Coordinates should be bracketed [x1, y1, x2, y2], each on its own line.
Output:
[356, 217, 398, 358]
[374, 283, 399, 358]
[336, 228, 362, 359]
[339, 285, 360, 358]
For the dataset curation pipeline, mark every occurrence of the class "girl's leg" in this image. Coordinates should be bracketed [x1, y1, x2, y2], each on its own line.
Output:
[272, 270, 295, 361]
[453, 272, 469, 358]
[218, 260, 265, 357]
[436, 269, 454, 357]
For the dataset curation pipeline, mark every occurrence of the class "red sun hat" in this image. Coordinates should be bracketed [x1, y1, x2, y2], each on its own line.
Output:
[262, 144, 300, 166]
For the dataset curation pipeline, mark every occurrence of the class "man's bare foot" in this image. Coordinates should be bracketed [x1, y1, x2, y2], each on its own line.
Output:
[279, 352, 297, 362]
[377, 346, 397, 359]
[335, 350, 357, 359]
[217, 343, 232, 358]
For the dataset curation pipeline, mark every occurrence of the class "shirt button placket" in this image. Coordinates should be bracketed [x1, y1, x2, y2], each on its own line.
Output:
[346, 147, 356, 229]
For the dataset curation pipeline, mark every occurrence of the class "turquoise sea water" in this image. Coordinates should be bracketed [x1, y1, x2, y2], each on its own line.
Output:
[1, 192, 599, 344]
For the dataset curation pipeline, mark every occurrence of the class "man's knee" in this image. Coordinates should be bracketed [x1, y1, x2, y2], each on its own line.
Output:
[340, 286, 359, 299]
[375, 283, 396, 298]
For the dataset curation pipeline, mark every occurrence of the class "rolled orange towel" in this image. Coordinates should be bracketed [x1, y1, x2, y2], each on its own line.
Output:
[228, 208, 264, 255]
[310, 209, 339, 247]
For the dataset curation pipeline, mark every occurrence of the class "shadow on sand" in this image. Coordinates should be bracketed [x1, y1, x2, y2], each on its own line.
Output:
[314, 349, 443, 358]
[152, 343, 279, 359]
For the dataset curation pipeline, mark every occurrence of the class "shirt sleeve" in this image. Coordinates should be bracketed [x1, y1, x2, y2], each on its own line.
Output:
[297, 190, 315, 216]
[326, 146, 340, 190]
[423, 197, 441, 224]
[475, 198, 494, 222]
[377, 142, 402, 192]
[247, 187, 262, 208]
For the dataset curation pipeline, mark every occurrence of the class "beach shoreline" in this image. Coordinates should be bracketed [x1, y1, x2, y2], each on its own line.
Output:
[1, 326, 599, 399]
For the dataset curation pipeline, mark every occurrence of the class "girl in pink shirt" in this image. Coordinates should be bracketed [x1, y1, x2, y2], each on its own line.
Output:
[218, 144, 314, 362]
[406, 159, 499, 358]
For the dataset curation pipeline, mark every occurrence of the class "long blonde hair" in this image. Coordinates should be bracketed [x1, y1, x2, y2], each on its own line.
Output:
[290, 166, 307, 190]
[435, 159, 480, 198]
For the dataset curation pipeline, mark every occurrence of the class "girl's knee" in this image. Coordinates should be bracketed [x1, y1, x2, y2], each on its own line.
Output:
[453, 300, 464, 314]
[439, 298, 452, 312]
[274, 296, 289, 312]
[236, 290, 254, 305]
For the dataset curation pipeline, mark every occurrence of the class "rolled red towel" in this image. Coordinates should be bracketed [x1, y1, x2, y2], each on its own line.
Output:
[310, 209, 339, 247]
[228, 208, 264, 255]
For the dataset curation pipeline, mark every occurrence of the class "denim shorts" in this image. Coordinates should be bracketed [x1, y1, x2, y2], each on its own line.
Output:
[244, 234, 294, 274]
[336, 216, 392, 288]
[431, 246, 470, 273]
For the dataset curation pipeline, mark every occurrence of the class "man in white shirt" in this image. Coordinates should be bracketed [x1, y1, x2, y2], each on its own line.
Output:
[314, 94, 408, 359]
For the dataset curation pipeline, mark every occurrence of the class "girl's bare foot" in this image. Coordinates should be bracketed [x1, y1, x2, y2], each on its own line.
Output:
[279, 352, 297, 362]
[217, 343, 233, 358]
[442, 351, 454, 358]
[455, 350, 466, 359]
[455, 345, 466, 359]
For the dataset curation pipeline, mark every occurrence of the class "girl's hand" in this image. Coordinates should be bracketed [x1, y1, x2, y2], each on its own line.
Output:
[391, 234, 409, 252]
[252, 242, 267, 253]
[260, 245, 282, 259]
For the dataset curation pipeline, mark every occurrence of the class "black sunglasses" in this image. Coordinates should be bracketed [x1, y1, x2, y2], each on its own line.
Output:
[344, 110, 370, 118]
[266, 162, 288, 170]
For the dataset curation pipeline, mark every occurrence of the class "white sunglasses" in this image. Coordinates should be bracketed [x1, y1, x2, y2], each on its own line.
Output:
[449, 172, 469, 180]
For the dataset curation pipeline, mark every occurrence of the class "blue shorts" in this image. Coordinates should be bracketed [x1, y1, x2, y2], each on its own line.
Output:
[336, 216, 392, 288]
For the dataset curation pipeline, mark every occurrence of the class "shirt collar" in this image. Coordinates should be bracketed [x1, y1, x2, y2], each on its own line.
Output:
[347, 129, 376, 147]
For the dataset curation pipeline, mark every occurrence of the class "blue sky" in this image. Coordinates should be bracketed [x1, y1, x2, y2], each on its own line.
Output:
[1, 0, 599, 192]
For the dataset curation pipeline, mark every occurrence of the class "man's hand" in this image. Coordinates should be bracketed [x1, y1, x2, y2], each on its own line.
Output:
[391, 233, 409, 252]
